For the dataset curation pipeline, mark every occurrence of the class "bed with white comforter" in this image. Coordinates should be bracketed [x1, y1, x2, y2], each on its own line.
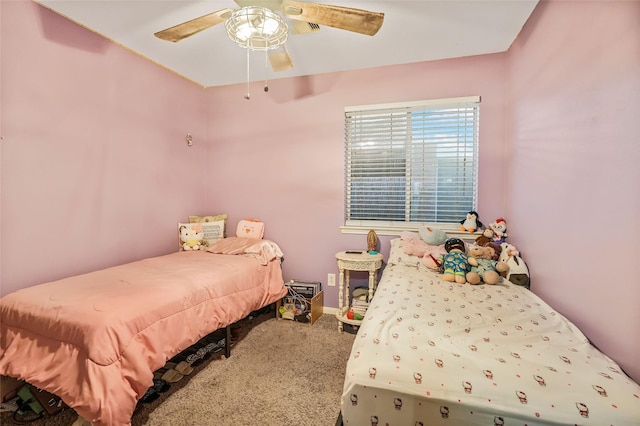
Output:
[340, 238, 640, 425]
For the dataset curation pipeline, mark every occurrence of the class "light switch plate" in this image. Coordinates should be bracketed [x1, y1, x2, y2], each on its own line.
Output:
[327, 273, 336, 287]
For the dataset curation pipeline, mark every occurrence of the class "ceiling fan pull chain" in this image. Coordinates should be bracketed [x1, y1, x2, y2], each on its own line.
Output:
[264, 48, 269, 93]
[244, 47, 250, 100]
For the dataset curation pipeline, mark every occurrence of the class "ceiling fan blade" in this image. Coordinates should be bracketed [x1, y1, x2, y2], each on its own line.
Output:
[269, 46, 294, 72]
[235, 0, 283, 10]
[154, 8, 234, 42]
[282, 1, 384, 36]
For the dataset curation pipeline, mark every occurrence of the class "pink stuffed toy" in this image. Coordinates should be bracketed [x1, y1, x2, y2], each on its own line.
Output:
[420, 246, 447, 270]
[400, 231, 447, 270]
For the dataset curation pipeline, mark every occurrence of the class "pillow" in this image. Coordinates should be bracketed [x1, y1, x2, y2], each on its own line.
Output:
[387, 238, 422, 267]
[236, 219, 265, 239]
[207, 236, 263, 255]
[178, 220, 224, 251]
[400, 231, 421, 240]
[189, 213, 228, 237]
[402, 238, 431, 257]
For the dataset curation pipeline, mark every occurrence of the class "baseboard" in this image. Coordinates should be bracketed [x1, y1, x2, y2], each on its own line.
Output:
[322, 306, 339, 316]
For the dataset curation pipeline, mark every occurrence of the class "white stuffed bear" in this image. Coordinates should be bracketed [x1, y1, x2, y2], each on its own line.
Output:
[489, 218, 508, 243]
[180, 225, 204, 251]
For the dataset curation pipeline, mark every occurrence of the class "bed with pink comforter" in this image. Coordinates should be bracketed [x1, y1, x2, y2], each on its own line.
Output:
[0, 244, 286, 425]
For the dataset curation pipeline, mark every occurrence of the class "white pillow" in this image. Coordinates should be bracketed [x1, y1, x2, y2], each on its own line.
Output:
[189, 213, 228, 237]
[387, 238, 421, 267]
[199, 220, 225, 246]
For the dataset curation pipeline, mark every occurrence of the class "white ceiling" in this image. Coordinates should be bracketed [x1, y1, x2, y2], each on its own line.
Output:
[33, 0, 539, 89]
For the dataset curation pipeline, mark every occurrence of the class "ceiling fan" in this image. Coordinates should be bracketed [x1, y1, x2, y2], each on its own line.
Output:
[154, 0, 384, 72]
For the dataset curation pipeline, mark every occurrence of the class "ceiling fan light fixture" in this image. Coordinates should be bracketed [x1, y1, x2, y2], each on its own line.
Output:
[225, 6, 288, 51]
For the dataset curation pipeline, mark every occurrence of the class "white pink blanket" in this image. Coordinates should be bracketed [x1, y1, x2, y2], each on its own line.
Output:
[341, 239, 640, 425]
[0, 249, 286, 425]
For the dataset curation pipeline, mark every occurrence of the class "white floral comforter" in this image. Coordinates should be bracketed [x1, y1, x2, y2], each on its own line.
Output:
[341, 262, 640, 425]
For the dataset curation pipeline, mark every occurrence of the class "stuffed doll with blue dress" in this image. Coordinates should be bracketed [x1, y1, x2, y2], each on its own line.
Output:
[439, 238, 469, 284]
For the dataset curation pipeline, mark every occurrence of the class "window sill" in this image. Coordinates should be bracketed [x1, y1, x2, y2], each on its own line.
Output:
[340, 224, 482, 239]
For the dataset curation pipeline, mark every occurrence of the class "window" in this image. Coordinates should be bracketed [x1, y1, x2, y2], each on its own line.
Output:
[344, 96, 480, 233]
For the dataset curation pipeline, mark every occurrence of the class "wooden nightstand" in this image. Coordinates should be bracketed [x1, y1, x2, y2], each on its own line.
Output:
[335, 251, 383, 332]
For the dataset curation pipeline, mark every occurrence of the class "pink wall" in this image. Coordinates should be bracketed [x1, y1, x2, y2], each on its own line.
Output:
[506, 0, 640, 381]
[204, 54, 508, 307]
[1, 2, 210, 295]
[3, 0, 637, 385]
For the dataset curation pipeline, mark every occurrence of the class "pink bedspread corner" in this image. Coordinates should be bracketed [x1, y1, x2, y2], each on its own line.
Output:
[0, 251, 286, 425]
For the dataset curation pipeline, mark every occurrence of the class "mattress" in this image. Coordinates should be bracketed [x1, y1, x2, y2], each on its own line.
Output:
[0, 249, 286, 425]
[341, 242, 640, 425]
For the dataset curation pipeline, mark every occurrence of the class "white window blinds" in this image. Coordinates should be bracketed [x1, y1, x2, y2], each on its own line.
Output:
[344, 96, 480, 227]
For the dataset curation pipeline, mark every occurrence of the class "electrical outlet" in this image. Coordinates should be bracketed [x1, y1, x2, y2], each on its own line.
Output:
[327, 273, 336, 287]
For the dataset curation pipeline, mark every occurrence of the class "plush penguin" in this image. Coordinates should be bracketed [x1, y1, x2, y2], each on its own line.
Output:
[459, 211, 483, 233]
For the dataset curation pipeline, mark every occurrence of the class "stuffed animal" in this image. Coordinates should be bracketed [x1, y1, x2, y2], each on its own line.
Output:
[475, 228, 494, 247]
[401, 231, 447, 270]
[416, 227, 448, 270]
[180, 224, 205, 251]
[499, 242, 530, 288]
[499, 243, 519, 259]
[466, 242, 509, 285]
[459, 211, 483, 233]
[439, 238, 469, 284]
[489, 218, 508, 243]
[419, 226, 447, 246]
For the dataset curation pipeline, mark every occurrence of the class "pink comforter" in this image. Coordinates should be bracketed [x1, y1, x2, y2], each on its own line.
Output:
[0, 250, 286, 425]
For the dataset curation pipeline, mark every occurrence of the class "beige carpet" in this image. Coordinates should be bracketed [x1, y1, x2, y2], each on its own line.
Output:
[1, 311, 355, 425]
